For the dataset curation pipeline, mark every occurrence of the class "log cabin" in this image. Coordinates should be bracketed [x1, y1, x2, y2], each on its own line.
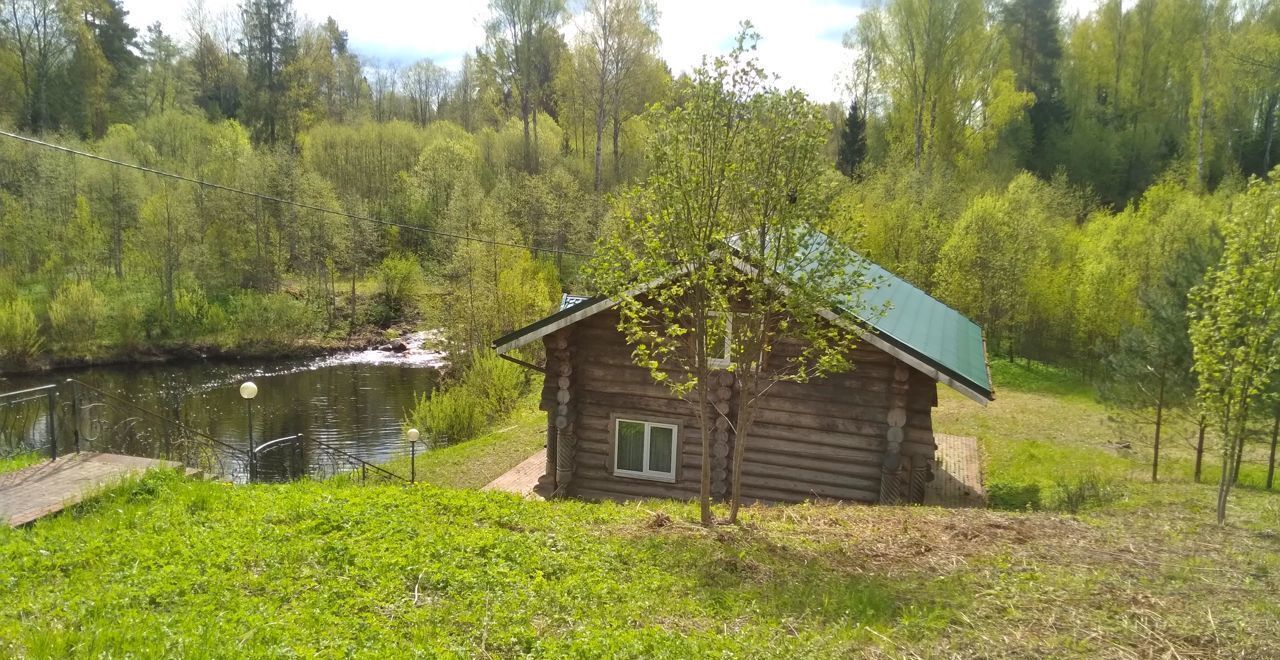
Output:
[492, 247, 994, 505]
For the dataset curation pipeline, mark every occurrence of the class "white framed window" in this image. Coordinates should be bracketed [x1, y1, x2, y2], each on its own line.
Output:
[707, 312, 734, 369]
[613, 418, 678, 482]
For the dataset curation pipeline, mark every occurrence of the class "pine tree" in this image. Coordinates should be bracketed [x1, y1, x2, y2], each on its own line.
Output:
[836, 100, 867, 178]
[239, 0, 299, 145]
[1001, 0, 1066, 174]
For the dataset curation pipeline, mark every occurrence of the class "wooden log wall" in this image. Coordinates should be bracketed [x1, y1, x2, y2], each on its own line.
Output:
[536, 308, 939, 505]
[708, 370, 735, 500]
[547, 329, 577, 496]
[568, 311, 706, 501]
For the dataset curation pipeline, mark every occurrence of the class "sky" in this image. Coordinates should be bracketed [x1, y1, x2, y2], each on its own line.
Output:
[121, 0, 1103, 105]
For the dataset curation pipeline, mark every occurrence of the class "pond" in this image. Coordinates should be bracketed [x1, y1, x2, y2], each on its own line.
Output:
[0, 333, 445, 478]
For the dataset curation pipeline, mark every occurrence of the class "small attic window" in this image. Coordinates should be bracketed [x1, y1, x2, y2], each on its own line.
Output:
[707, 312, 750, 369]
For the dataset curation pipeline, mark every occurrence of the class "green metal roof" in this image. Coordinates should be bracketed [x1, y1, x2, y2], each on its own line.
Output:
[839, 253, 993, 401]
[493, 235, 993, 403]
[730, 232, 992, 402]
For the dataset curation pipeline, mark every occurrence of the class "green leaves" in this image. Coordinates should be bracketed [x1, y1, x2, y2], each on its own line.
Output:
[1190, 174, 1280, 522]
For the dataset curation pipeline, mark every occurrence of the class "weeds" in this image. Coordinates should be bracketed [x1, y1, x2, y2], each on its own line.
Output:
[0, 298, 41, 364]
[1047, 473, 1124, 513]
[405, 352, 528, 446]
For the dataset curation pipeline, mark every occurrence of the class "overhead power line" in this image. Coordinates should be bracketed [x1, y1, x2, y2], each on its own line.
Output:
[0, 129, 593, 258]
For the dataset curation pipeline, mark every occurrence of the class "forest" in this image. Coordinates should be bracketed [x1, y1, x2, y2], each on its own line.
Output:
[1, 0, 1279, 497]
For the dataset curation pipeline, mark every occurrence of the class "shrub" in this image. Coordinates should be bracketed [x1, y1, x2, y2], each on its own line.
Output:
[0, 299, 42, 363]
[464, 352, 526, 416]
[108, 293, 147, 350]
[986, 473, 1123, 513]
[47, 281, 106, 348]
[407, 388, 488, 447]
[172, 286, 222, 338]
[227, 292, 317, 347]
[986, 482, 1042, 511]
[1047, 473, 1123, 513]
[376, 254, 424, 322]
[404, 352, 531, 446]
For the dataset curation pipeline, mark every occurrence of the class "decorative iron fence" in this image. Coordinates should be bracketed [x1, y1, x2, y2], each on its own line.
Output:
[248, 433, 407, 484]
[3, 379, 410, 485]
[0, 384, 58, 460]
[67, 379, 253, 481]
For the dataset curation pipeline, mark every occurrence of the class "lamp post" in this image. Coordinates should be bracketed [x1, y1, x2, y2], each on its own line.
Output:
[407, 428, 420, 484]
[240, 381, 258, 481]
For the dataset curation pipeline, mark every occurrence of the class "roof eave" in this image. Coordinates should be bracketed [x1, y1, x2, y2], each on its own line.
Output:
[492, 255, 994, 404]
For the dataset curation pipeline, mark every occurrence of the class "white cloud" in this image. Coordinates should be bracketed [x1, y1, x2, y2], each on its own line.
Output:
[123, 0, 1112, 105]
[123, 0, 862, 101]
[653, 0, 862, 103]
[664, 0, 864, 101]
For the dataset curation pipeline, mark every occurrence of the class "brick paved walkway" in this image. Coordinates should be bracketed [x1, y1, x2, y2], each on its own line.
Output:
[483, 449, 546, 499]
[924, 433, 986, 508]
[1, 453, 183, 527]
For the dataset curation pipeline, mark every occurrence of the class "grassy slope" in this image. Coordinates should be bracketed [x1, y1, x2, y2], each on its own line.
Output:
[1, 363, 1279, 657]
[384, 402, 546, 489]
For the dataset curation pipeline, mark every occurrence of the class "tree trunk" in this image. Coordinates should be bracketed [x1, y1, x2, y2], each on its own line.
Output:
[726, 372, 757, 525]
[593, 93, 606, 191]
[1216, 437, 1232, 525]
[111, 172, 124, 279]
[697, 375, 713, 526]
[1194, 38, 1209, 189]
[612, 109, 622, 183]
[1265, 93, 1278, 174]
[1152, 378, 1164, 483]
[1194, 414, 1206, 483]
[1232, 425, 1245, 484]
[521, 93, 532, 172]
[1267, 408, 1279, 490]
[532, 101, 541, 174]
[1218, 398, 1250, 525]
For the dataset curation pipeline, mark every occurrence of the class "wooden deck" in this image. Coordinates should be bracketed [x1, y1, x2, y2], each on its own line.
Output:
[0, 453, 185, 527]
[924, 433, 986, 508]
[483, 448, 546, 500]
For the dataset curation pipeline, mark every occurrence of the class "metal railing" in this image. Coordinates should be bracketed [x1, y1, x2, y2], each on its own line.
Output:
[0, 384, 58, 460]
[3, 379, 410, 486]
[248, 432, 407, 484]
[66, 379, 253, 481]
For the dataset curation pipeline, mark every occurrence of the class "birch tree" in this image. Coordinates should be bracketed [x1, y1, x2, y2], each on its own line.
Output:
[484, 0, 565, 173]
[1191, 175, 1280, 525]
[587, 27, 875, 526]
[577, 0, 658, 191]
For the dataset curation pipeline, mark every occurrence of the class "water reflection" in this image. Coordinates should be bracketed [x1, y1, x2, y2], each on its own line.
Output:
[1, 333, 444, 467]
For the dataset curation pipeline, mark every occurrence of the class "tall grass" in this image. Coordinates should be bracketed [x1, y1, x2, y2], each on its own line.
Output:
[47, 281, 106, 348]
[0, 298, 42, 364]
[405, 352, 528, 446]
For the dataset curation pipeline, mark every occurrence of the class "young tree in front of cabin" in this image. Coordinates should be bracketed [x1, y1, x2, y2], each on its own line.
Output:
[1190, 176, 1280, 525]
[588, 27, 874, 526]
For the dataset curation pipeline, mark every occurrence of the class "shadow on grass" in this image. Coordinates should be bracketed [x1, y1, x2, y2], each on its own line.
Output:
[989, 358, 1095, 400]
[623, 524, 959, 635]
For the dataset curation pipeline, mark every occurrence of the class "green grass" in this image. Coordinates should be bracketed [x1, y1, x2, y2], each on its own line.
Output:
[0, 451, 42, 475]
[0, 472, 958, 657]
[384, 402, 546, 489]
[936, 360, 1132, 511]
[1, 360, 1279, 656]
